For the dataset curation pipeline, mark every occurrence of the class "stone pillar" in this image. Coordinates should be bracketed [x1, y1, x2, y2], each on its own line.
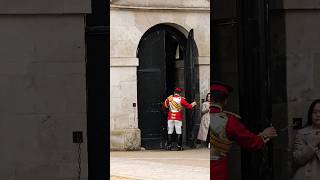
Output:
[110, 58, 141, 150]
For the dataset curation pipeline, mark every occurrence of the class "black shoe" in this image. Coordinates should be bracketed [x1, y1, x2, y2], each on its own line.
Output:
[166, 134, 172, 151]
[176, 145, 183, 151]
[176, 134, 183, 151]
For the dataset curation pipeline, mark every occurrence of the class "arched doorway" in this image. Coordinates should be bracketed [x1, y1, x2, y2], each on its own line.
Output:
[136, 24, 199, 149]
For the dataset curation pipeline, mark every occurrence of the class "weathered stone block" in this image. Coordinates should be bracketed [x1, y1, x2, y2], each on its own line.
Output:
[110, 129, 141, 150]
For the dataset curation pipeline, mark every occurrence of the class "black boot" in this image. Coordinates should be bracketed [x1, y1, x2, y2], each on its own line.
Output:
[176, 134, 183, 151]
[166, 134, 172, 150]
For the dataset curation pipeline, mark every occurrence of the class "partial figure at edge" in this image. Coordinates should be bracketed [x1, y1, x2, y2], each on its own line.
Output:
[209, 82, 278, 180]
[292, 99, 320, 180]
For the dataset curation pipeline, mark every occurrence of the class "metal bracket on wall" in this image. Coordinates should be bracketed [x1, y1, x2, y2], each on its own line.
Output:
[73, 131, 83, 143]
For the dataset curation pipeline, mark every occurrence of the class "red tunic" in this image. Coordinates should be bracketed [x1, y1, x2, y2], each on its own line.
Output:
[163, 95, 193, 120]
[210, 107, 265, 180]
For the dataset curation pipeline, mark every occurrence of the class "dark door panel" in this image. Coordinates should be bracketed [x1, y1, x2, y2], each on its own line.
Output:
[137, 31, 166, 149]
[86, 0, 108, 179]
[184, 29, 200, 147]
[212, 0, 277, 180]
[212, 1, 242, 179]
[238, 1, 274, 180]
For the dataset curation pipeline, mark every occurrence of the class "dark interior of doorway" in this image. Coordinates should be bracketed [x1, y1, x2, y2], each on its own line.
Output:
[165, 30, 186, 148]
[86, 0, 108, 179]
[165, 31, 180, 97]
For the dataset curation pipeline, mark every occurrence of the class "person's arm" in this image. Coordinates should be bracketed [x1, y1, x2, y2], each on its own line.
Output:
[162, 99, 168, 109]
[226, 115, 265, 150]
[293, 131, 318, 165]
[180, 98, 195, 109]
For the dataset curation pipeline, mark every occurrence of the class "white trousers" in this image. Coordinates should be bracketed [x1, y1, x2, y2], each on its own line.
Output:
[167, 120, 182, 134]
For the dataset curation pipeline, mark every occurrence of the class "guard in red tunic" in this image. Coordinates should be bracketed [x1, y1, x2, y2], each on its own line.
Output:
[163, 87, 197, 151]
[209, 82, 278, 180]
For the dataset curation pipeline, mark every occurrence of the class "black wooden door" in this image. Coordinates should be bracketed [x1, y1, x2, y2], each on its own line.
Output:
[184, 29, 200, 147]
[137, 31, 167, 149]
[238, 1, 273, 180]
[85, 0, 108, 179]
[211, 0, 243, 179]
[212, 0, 273, 179]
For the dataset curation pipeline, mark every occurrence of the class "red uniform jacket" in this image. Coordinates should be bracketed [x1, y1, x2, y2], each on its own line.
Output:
[210, 106, 265, 180]
[163, 95, 193, 120]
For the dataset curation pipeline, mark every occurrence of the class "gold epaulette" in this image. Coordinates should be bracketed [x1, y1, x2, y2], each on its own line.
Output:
[167, 95, 173, 102]
[223, 111, 241, 119]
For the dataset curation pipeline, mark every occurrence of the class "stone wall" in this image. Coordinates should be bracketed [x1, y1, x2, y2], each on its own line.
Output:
[284, 0, 320, 9]
[270, 0, 320, 178]
[110, 7, 210, 150]
[0, 0, 90, 14]
[286, 12, 320, 118]
[0, 1, 89, 178]
[285, 8, 320, 178]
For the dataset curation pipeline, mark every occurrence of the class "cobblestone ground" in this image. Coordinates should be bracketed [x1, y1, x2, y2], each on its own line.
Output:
[110, 148, 210, 180]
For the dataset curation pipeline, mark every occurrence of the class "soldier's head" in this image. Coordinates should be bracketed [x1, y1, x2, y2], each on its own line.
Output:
[210, 82, 233, 106]
[174, 87, 183, 95]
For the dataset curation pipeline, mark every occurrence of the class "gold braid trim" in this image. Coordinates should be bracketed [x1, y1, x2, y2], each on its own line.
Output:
[210, 132, 233, 153]
[171, 100, 182, 109]
[223, 111, 241, 119]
